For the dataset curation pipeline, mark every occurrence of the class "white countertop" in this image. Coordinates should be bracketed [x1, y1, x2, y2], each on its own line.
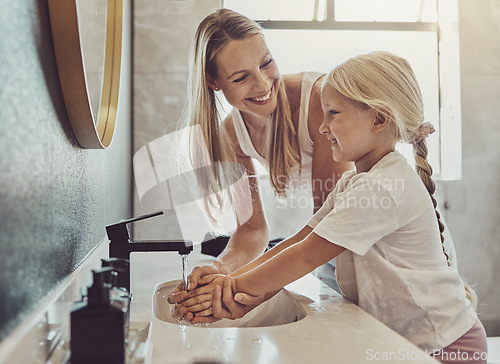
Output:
[129, 247, 438, 364]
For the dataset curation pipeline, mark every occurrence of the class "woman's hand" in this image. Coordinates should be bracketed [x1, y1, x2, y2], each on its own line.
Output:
[167, 263, 222, 304]
[167, 263, 223, 321]
[167, 274, 224, 324]
[176, 274, 225, 311]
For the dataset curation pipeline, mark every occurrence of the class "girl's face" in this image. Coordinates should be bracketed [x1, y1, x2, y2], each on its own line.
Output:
[208, 34, 281, 119]
[320, 84, 381, 173]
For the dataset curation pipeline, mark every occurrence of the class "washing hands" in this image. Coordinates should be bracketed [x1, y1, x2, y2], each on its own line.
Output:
[168, 271, 266, 324]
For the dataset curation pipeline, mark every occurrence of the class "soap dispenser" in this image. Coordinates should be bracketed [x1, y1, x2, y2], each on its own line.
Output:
[101, 259, 131, 345]
[71, 268, 126, 364]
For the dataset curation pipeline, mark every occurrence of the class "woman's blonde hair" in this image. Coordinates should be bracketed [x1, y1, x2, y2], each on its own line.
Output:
[324, 51, 477, 309]
[178, 8, 299, 224]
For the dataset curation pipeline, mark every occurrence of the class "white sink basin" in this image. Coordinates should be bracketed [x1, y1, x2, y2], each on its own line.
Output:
[153, 279, 306, 328]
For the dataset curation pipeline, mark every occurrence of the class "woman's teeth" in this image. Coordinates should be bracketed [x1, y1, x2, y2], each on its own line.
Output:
[251, 90, 271, 102]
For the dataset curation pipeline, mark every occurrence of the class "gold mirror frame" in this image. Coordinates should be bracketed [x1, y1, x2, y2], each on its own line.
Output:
[48, 0, 123, 149]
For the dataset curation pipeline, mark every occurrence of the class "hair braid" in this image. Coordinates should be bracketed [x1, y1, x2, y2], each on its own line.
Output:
[414, 139, 477, 310]
[413, 139, 450, 265]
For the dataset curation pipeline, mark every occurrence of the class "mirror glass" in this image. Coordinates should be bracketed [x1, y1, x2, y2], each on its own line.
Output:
[48, 0, 123, 149]
[77, 0, 107, 122]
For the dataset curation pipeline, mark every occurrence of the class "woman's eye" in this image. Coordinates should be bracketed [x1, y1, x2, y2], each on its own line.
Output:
[233, 75, 248, 83]
[329, 110, 338, 117]
[261, 59, 273, 69]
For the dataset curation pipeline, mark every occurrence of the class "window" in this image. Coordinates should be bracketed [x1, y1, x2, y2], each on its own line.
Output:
[224, 0, 462, 179]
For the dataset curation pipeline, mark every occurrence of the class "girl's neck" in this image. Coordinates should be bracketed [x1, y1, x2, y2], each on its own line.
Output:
[355, 146, 395, 173]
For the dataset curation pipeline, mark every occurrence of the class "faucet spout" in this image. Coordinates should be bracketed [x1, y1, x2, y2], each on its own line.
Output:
[106, 211, 193, 291]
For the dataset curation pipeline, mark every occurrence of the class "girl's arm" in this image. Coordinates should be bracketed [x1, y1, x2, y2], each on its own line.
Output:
[234, 232, 346, 296]
[184, 229, 329, 323]
[230, 224, 314, 276]
[177, 224, 313, 311]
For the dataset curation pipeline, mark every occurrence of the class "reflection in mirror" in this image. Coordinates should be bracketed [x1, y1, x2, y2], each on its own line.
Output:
[77, 0, 107, 123]
[48, 0, 123, 149]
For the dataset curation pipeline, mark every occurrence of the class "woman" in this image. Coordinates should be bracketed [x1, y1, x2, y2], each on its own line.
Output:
[168, 8, 352, 321]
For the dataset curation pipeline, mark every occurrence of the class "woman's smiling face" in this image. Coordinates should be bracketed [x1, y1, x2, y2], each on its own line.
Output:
[209, 34, 281, 119]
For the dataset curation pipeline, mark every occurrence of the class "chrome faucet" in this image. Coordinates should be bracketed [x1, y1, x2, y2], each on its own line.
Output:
[105, 211, 192, 291]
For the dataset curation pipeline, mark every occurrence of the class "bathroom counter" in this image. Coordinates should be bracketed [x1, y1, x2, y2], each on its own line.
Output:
[129, 248, 438, 364]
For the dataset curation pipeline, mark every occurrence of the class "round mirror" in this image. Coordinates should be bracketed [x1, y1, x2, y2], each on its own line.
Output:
[48, 0, 123, 149]
[78, 0, 107, 123]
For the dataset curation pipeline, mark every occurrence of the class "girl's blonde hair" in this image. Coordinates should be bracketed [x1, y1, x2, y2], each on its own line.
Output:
[325, 51, 477, 309]
[178, 8, 299, 224]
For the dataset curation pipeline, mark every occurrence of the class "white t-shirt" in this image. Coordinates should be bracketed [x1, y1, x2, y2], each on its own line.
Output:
[307, 151, 477, 351]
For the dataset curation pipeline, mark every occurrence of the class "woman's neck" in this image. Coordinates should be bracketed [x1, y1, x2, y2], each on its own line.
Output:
[240, 111, 272, 158]
[240, 110, 271, 129]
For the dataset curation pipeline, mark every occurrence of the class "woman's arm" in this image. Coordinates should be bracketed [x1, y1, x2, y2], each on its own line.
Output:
[209, 117, 270, 275]
[234, 232, 346, 296]
[168, 117, 269, 317]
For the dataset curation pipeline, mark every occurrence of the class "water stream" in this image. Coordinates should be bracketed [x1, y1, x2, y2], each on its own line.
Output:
[181, 254, 188, 291]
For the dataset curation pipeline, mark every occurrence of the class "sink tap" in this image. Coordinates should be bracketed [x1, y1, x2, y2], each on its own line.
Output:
[105, 211, 193, 291]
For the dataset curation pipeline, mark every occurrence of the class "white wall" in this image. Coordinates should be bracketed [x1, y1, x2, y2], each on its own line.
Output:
[439, 0, 500, 336]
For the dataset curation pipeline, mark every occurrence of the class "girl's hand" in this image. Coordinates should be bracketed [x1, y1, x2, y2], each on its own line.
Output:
[194, 276, 265, 322]
[167, 263, 221, 304]
[167, 263, 224, 321]
[176, 274, 226, 314]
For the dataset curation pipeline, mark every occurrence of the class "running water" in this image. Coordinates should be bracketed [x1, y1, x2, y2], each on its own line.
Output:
[181, 254, 188, 291]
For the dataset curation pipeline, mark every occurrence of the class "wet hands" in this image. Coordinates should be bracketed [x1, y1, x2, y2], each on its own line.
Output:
[211, 275, 265, 320]
[171, 273, 228, 324]
[167, 263, 222, 322]
[169, 273, 266, 324]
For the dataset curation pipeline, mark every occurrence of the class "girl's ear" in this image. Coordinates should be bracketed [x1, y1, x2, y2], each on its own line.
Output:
[206, 74, 220, 91]
[372, 109, 392, 133]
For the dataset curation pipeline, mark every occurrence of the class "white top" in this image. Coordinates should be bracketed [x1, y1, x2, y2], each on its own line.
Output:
[308, 151, 477, 351]
[230, 72, 323, 191]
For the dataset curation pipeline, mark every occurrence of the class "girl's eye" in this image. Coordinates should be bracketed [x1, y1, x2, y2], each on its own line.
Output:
[261, 59, 274, 69]
[329, 110, 338, 118]
[233, 75, 248, 83]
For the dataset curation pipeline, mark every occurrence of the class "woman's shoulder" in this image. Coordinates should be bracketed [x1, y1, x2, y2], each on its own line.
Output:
[282, 73, 303, 101]
[282, 72, 303, 84]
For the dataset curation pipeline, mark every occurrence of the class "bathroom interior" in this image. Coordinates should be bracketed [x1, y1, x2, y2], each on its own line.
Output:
[0, 0, 499, 363]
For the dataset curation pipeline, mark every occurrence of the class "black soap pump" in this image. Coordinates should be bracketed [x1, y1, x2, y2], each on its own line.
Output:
[101, 257, 130, 291]
[101, 258, 131, 345]
[71, 268, 126, 364]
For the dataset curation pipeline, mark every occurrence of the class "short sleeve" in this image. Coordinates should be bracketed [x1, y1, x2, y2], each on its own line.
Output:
[307, 190, 335, 229]
[312, 179, 398, 256]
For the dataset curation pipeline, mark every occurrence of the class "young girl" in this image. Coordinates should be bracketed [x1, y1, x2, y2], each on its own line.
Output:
[181, 51, 487, 363]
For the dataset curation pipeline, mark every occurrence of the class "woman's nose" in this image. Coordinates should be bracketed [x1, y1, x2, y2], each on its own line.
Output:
[254, 71, 271, 92]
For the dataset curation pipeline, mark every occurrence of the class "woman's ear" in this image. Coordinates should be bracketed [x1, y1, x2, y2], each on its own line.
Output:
[206, 74, 220, 91]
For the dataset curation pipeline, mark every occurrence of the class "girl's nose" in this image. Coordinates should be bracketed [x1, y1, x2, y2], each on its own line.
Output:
[319, 120, 329, 135]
